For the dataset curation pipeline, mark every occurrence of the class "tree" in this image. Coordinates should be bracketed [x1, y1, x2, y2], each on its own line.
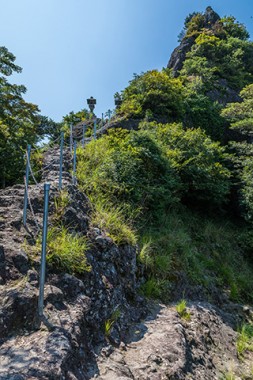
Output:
[0, 46, 40, 187]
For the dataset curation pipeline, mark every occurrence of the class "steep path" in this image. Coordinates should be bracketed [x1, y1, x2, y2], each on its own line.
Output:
[89, 302, 251, 380]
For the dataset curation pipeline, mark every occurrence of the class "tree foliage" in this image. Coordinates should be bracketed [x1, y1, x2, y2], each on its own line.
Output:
[77, 124, 231, 221]
[222, 84, 253, 220]
[0, 46, 40, 187]
[116, 70, 184, 120]
[181, 18, 253, 91]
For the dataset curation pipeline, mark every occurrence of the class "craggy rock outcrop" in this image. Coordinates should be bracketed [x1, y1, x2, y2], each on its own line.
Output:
[167, 7, 242, 105]
[0, 144, 253, 379]
[167, 36, 195, 75]
[167, 7, 220, 75]
[207, 78, 242, 105]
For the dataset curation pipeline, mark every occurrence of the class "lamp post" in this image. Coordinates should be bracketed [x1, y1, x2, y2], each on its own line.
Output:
[87, 96, 97, 139]
[87, 96, 96, 114]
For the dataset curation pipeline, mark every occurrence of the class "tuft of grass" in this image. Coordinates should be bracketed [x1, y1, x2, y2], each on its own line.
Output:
[46, 226, 91, 274]
[176, 299, 191, 321]
[92, 199, 137, 246]
[104, 308, 121, 337]
[28, 226, 91, 275]
[236, 323, 253, 357]
[140, 277, 169, 300]
[30, 149, 43, 183]
[220, 371, 236, 380]
[53, 190, 70, 221]
[139, 239, 154, 268]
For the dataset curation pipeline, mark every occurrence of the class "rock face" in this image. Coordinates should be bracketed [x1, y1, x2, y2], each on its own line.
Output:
[167, 7, 242, 105]
[88, 302, 253, 380]
[167, 36, 195, 75]
[167, 7, 220, 75]
[0, 145, 145, 379]
[0, 143, 252, 379]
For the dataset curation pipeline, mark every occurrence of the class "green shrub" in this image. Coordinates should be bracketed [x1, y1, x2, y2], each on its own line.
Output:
[140, 122, 231, 206]
[77, 128, 181, 219]
[117, 70, 184, 120]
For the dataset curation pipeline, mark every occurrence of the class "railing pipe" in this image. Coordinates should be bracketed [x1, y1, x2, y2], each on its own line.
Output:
[38, 183, 50, 318]
[73, 141, 77, 185]
[23, 144, 31, 226]
[59, 132, 64, 190]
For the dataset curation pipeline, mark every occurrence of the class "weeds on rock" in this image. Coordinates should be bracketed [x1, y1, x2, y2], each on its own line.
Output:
[176, 299, 191, 321]
[91, 199, 137, 246]
[53, 190, 69, 221]
[28, 226, 91, 275]
[236, 323, 253, 358]
[104, 308, 121, 337]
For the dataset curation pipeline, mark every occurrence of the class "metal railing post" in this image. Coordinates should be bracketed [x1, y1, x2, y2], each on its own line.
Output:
[73, 141, 77, 185]
[94, 118, 97, 140]
[23, 144, 31, 226]
[38, 183, 50, 318]
[82, 123, 86, 148]
[59, 131, 64, 190]
[70, 123, 73, 154]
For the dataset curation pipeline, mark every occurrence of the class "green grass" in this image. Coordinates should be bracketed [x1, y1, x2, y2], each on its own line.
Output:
[236, 323, 253, 357]
[104, 309, 121, 337]
[138, 208, 253, 303]
[176, 299, 191, 321]
[220, 371, 236, 380]
[53, 190, 70, 221]
[75, 133, 253, 304]
[91, 199, 137, 246]
[28, 226, 91, 275]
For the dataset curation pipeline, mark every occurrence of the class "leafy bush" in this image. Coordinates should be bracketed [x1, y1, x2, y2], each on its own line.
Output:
[140, 122, 231, 206]
[77, 128, 181, 219]
[222, 85, 253, 221]
[117, 70, 184, 120]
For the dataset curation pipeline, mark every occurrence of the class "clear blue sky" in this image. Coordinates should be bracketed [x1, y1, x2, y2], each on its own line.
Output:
[1, 0, 253, 122]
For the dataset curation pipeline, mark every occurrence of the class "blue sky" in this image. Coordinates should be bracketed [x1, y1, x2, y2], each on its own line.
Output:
[1, 0, 253, 122]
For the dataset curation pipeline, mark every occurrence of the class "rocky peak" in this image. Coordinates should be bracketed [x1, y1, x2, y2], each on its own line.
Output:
[167, 6, 221, 75]
[203, 6, 220, 28]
